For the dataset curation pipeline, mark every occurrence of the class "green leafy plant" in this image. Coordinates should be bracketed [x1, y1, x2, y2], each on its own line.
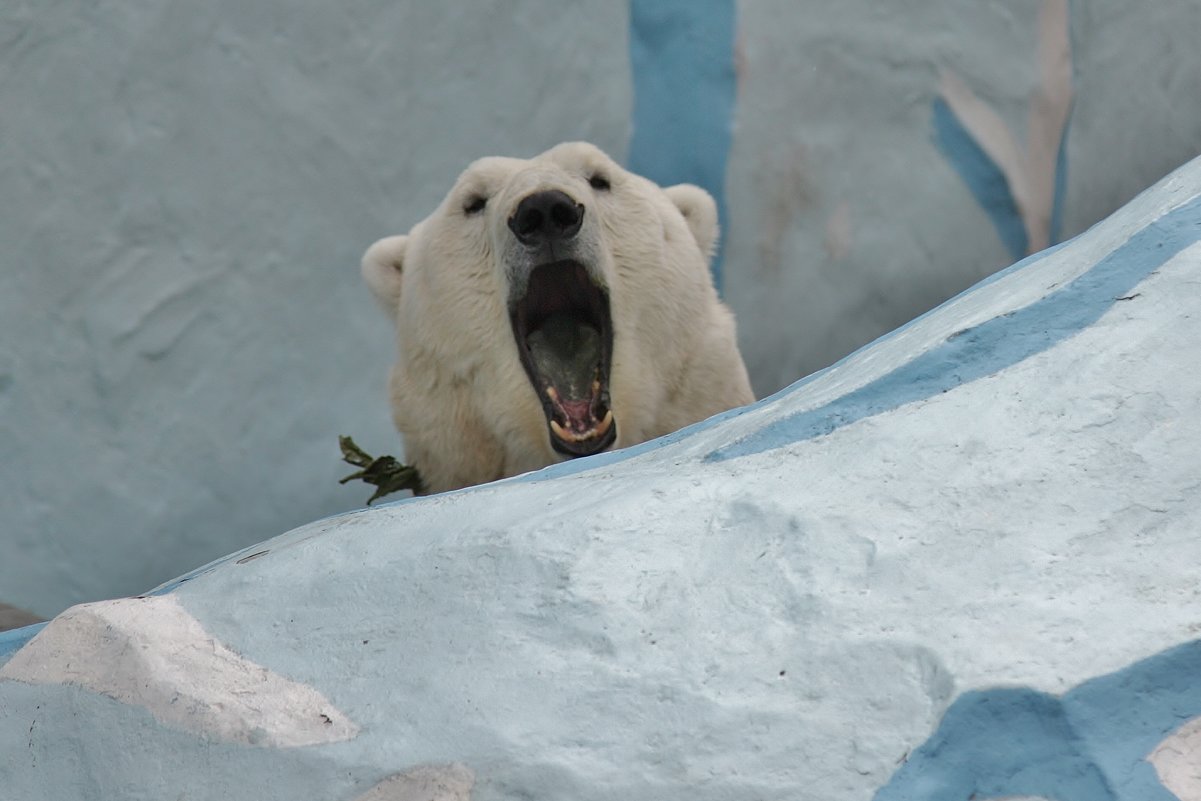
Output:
[338, 435, 424, 504]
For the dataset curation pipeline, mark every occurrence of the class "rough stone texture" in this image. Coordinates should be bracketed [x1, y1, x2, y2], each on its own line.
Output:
[1, 155, 1199, 800]
[352, 765, 475, 801]
[5, 0, 1201, 710]
[0, 595, 358, 747]
[1151, 718, 1201, 801]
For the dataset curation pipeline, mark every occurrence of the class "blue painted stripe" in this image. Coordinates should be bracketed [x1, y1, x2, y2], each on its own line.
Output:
[628, 0, 736, 289]
[0, 622, 47, 666]
[709, 194, 1201, 462]
[932, 97, 1029, 260]
[882, 687, 1115, 800]
[876, 639, 1201, 800]
[507, 248, 1069, 487]
[933, 94, 1073, 259]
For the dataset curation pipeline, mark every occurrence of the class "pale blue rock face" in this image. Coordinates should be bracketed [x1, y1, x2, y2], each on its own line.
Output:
[2, 155, 1200, 801]
[5, 0, 1201, 622]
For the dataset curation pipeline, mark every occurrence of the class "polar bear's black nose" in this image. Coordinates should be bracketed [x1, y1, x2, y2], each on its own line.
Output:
[509, 190, 584, 245]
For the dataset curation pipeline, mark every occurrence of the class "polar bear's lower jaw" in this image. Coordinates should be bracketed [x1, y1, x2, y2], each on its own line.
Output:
[543, 383, 617, 457]
[509, 260, 616, 459]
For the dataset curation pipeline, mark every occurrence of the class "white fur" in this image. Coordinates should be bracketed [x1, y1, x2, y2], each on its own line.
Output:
[363, 142, 753, 493]
[361, 235, 406, 320]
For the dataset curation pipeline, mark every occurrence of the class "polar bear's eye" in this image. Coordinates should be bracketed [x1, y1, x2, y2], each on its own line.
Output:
[588, 174, 611, 191]
[464, 196, 487, 215]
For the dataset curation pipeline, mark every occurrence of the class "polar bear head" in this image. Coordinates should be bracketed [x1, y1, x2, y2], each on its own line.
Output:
[362, 141, 751, 493]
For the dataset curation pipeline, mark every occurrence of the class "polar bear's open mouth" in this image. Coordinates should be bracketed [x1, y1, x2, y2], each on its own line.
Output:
[510, 260, 616, 457]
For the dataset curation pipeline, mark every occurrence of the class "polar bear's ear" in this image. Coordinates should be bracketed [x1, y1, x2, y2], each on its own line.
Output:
[361, 235, 407, 318]
[664, 184, 719, 260]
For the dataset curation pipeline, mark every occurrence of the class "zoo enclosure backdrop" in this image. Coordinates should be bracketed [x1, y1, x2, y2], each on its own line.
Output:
[1, 0, 1198, 618]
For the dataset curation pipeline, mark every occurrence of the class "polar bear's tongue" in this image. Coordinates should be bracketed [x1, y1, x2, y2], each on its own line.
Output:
[526, 313, 602, 405]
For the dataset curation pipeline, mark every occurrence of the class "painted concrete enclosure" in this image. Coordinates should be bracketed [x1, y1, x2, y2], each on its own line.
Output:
[3, 0, 1201, 627]
[3, 152, 1201, 799]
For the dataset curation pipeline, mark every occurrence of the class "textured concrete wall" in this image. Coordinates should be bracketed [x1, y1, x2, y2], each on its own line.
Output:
[0, 1, 630, 617]
[3, 154, 1200, 801]
[726, 0, 1201, 394]
[4, 0, 1201, 619]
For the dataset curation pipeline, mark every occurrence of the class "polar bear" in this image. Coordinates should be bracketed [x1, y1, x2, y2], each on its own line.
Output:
[362, 142, 753, 494]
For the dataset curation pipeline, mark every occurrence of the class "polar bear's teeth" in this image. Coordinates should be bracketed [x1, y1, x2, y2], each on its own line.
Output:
[546, 386, 560, 402]
[550, 410, 614, 443]
[550, 419, 589, 442]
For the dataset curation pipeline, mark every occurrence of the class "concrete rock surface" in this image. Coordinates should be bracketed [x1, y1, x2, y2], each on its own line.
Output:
[2, 157, 1201, 800]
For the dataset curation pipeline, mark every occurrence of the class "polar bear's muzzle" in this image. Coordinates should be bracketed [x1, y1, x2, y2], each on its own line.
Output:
[508, 258, 616, 458]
